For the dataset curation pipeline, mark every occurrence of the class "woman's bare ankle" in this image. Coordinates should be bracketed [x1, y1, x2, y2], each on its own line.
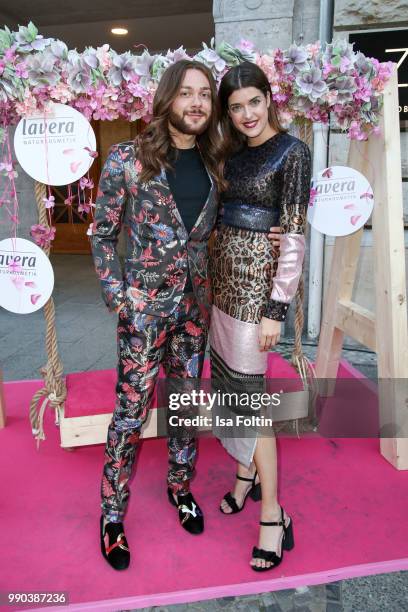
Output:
[260, 502, 281, 522]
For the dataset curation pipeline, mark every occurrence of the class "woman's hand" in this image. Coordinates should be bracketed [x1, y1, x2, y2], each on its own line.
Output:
[267, 225, 281, 257]
[259, 317, 281, 351]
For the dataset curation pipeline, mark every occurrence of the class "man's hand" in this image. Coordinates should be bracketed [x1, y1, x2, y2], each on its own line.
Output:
[259, 317, 281, 351]
[267, 226, 281, 257]
[114, 303, 125, 314]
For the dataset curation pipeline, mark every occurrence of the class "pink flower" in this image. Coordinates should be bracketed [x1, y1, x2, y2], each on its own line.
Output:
[273, 92, 289, 104]
[348, 121, 367, 141]
[371, 77, 384, 92]
[49, 82, 73, 104]
[307, 42, 321, 60]
[30, 224, 56, 248]
[78, 198, 95, 214]
[0, 162, 18, 179]
[86, 222, 94, 236]
[96, 44, 112, 72]
[79, 176, 94, 190]
[15, 62, 28, 79]
[43, 195, 55, 209]
[4, 47, 15, 62]
[237, 39, 255, 53]
[14, 90, 39, 116]
[277, 108, 294, 129]
[340, 56, 351, 73]
[325, 90, 338, 105]
[322, 62, 335, 79]
[256, 54, 279, 82]
[84, 146, 99, 158]
[127, 81, 148, 98]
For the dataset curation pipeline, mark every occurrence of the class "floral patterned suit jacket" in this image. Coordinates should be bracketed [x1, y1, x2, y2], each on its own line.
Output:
[91, 141, 218, 322]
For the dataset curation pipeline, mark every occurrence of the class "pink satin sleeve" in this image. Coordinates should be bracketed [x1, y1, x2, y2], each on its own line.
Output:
[270, 233, 305, 303]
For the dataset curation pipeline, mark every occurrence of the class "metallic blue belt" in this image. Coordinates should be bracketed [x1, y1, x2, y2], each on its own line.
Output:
[221, 201, 280, 233]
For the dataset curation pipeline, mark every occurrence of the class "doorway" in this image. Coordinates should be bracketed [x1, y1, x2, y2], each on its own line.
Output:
[51, 119, 143, 254]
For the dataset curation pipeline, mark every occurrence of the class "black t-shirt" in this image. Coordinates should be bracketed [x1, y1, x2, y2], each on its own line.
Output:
[166, 147, 211, 292]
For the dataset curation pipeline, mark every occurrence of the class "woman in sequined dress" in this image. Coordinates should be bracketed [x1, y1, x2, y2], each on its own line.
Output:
[210, 62, 311, 571]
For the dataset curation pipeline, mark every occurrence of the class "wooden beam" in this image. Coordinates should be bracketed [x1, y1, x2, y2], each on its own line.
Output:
[315, 228, 364, 380]
[370, 68, 408, 469]
[336, 300, 376, 351]
[58, 409, 159, 448]
[0, 370, 5, 429]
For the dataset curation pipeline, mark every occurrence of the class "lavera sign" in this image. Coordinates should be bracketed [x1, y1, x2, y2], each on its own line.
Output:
[307, 166, 374, 236]
[14, 103, 96, 186]
[0, 238, 54, 314]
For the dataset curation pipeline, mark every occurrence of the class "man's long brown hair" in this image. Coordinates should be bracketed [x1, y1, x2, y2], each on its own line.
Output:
[137, 60, 225, 190]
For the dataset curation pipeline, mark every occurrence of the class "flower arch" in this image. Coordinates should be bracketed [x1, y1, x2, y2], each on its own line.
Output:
[0, 22, 394, 248]
[0, 22, 393, 139]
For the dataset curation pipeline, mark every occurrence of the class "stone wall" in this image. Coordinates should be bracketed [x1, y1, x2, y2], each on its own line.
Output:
[213, 0, 320, 51]
[329, 1, 408, 344]
[334, 0, 408, 31]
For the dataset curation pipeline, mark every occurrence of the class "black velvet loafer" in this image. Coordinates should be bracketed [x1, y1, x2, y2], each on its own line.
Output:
[100, 515, 130, 570]
[167, 489, 204, 535]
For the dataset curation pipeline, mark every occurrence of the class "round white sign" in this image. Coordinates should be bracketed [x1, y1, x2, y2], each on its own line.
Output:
[0, 238, 54, 314]
[307, 165, 374, 236]
[14, 103, 96, 186]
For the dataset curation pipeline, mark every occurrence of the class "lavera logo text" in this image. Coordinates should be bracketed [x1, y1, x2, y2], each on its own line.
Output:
[0, 253, 37, 268]
[21, 118, 75, 137]
[316, 179, 356, 195]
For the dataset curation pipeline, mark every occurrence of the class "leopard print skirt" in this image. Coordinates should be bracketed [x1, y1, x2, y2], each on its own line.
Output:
[211, 225, 278, 324]
[210, 225, 278, 466]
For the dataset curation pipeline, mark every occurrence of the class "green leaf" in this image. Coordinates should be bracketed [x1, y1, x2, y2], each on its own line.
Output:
[0, 28, 12, 50]
[27, 21, 38, 41]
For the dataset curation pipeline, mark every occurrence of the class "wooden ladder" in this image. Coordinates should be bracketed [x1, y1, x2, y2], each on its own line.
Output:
[315, 66, 408, 469]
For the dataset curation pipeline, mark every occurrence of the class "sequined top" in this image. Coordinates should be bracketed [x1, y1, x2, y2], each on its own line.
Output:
[222, 132, 311, 234]
[218, 132, 311, 321]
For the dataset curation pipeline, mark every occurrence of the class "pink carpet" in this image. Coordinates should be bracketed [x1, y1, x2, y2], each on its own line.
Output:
[1, 356, 408, 611]
[63, 352, 304, 418]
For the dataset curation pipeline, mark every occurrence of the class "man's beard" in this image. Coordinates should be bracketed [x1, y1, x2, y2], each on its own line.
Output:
[168, 109, 211, 136]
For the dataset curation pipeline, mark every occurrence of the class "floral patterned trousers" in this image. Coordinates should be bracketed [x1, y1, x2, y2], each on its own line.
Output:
[101, 293, 208, 522]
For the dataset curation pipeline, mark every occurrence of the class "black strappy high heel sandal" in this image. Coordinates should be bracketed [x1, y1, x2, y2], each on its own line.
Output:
[220, 470, 262, 514]
[251, 506, 294, 572]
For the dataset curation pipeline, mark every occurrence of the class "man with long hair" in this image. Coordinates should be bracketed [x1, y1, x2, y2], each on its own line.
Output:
[91, 60, 224, 570]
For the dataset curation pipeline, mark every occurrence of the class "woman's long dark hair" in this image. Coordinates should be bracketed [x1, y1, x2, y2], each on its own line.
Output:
[137, 60, 225, 191]
[218, 61, 286, 159]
